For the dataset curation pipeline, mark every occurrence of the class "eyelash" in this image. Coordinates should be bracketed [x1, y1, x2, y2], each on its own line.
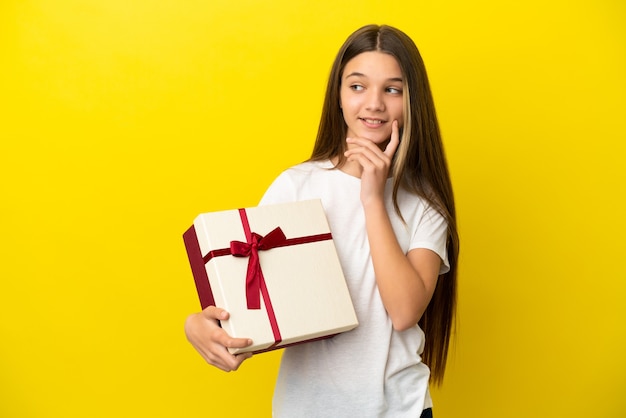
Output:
[349, 85, 402, 94]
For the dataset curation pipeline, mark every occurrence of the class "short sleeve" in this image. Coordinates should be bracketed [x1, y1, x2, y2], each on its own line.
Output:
[410, 206, 450, 275]
[258, 170, 298, 206]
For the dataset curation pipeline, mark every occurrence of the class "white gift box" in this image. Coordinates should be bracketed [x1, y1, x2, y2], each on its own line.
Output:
[183, 199, 358, 354]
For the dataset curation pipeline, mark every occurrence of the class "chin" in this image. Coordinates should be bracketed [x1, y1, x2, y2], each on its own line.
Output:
[372, 136, 392, 145]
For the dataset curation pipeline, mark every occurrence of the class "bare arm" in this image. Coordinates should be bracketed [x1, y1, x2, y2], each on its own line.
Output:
[344, 121, 441, 330]
[364, 201, 441, 330]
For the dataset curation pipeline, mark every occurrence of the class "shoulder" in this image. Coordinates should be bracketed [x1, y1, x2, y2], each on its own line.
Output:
[394, 190, 450, 273]
[394, 186, 446, 225]
[259, 160, 332, 205]
[271, 160, 333, 188]
[283, 160, 332, 177]
[392, 188, 448, 242]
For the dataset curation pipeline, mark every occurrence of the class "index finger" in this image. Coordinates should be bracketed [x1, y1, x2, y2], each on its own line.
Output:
[201, 307, 253, 349]
[384, 120, 401, 158]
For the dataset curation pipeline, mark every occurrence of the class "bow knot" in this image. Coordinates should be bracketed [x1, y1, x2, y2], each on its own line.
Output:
[230, 227, 287, 309]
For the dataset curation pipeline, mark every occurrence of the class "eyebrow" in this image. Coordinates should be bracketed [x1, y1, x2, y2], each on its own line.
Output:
[344, 72, 403, 83]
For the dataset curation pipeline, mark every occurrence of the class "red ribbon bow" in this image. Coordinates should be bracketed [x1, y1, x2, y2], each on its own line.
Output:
[230, 227, 287, 309]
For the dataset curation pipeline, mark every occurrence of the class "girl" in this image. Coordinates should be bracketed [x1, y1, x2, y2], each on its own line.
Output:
[185, 24, 459, 418]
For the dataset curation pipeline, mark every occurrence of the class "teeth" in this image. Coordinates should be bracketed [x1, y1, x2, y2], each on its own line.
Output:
[363, 119, 383, 124]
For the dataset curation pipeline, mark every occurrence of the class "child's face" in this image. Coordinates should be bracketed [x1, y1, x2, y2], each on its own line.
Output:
[340, 51, 404, 148]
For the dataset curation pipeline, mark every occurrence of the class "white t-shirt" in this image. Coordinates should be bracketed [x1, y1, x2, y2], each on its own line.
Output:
[259, 160, 449, 418]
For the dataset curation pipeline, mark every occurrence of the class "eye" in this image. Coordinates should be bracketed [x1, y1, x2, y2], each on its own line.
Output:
[349, 84, 364, 91]
[386, 86, 402, 94]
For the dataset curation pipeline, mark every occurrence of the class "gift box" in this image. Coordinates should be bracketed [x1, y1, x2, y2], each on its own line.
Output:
[183, 199, 358, 354]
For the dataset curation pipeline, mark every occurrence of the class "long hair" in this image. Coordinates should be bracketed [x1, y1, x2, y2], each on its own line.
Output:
[310, 24, 459, 385]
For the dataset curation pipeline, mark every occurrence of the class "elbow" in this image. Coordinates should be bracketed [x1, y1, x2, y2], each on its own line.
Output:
[391, 319, 417, 332]
[388, 302, 428, 332]
[390, 311, 422, 332]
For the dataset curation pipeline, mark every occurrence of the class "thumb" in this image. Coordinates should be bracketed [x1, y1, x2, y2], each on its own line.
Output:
[203, 305, 229, 321]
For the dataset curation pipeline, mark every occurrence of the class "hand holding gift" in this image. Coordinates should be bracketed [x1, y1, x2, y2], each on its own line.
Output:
[184, 306, 253, 372]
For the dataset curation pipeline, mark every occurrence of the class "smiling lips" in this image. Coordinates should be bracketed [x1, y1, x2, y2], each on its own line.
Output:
[360, 117, 386, 128]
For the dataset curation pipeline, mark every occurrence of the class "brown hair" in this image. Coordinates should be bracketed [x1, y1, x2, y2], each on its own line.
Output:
[310, 24, 459, 385]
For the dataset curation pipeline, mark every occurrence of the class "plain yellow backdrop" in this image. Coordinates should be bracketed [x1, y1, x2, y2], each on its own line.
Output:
[1, 0, 625, 417]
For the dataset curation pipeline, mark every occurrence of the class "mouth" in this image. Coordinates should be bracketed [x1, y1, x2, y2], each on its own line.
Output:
[359, 117, 386, 126]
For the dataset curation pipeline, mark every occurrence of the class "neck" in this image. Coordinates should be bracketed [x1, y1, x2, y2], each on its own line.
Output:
[331, 156, 362, 178]
[330, 156, 395, 180]
[339, 159, 364, 179]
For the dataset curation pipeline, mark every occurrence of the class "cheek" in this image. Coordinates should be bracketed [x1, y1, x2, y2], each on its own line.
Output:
[392, 105, 405, 126]
[339, 93, 356, 112]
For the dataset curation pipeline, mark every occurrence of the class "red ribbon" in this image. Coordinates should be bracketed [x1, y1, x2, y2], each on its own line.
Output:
[230, 227, 287, 310]
[201, 208, 333, 348]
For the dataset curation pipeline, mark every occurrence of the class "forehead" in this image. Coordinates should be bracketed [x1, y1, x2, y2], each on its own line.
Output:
[342, 51, 402, 79]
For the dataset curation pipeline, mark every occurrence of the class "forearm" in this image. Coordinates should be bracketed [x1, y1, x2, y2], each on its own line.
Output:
[364, 199, 432, 331]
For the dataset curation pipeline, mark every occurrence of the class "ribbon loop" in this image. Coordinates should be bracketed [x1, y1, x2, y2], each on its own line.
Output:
[230, 227, 287, 309]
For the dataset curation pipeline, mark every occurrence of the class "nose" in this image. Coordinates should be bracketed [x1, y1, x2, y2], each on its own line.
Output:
[365, 89, 385, 112]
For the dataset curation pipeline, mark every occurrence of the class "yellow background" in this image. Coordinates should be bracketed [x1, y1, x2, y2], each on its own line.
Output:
[1, 0, 625, 417]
